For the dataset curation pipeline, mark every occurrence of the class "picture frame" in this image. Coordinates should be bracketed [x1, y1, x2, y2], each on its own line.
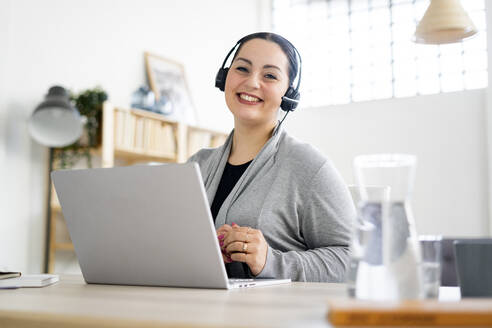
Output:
[144, 52, 197, 125]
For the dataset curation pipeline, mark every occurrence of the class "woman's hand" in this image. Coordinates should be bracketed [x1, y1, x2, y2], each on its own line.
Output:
[221, 223, 269, 276]
[217, 224, 233, 263]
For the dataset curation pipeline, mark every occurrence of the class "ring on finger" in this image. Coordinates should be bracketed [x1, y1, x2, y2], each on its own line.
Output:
[242, 242, 248, 253]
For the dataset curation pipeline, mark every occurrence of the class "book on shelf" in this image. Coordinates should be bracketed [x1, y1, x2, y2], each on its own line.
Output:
[150, 119, 159, 152]
[161, 124, 176, 155]
[143, 118, 152, 152]
[155, 122, 164, 154]
[124, 112, 136, 149]
[114, 110, 125, 148]
[327, 299, 492, 326]
[0, 274, 59, 288]
[188, 130, 212, 157]
[134, 117, 144, 150]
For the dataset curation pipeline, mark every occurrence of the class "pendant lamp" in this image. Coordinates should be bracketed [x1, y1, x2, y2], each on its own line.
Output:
[414, 0, 477, 44]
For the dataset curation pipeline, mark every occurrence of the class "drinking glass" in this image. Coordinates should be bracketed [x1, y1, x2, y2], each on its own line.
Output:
[419, 235, 442, 298]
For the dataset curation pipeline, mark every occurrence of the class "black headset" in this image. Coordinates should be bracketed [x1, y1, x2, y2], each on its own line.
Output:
[215, 35, 302, 112]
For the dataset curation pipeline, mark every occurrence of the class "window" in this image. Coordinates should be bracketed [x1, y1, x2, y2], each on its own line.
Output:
[272, 0, 488, 108]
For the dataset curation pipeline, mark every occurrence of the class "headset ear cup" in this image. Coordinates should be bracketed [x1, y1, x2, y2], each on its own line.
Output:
[280, 86, 300, 112]
[215, 68, 229, 92]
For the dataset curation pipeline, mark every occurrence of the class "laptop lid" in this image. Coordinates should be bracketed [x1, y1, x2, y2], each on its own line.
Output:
[52, 163, 230, 289]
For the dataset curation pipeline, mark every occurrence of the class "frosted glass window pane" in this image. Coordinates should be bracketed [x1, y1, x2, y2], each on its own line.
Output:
[352, 31, 370, 49]
[291, 3, 309, 17]
[463, 32, 487, 52]
[328, 16, 350, 34]
[330, 0, 349, 15]
[392, 0, 413, 5]
[331, 88, 351, 104]
[352, 51, 371, 67]
[370, 7, 391, 27]
[311, 43, 330, 56]
[329, 69, 351, 86]
[469, 11, 486, 30]
[371, 0, 389, 8]
[467, 0, 485, 11]
[371, 65, 393, 83]
[351, 0, 369, 11]
[272, 0, 487, 107]
[414, 1, 428, 20]
[439, 43, 463, 56]
[394, 61, 417, 80]
[391, 3, 415, 24]
[372, 83, 393, 99]
[416, 59, 439, 77]
[464, 51, 487, 71]
[392, 24, 416, 41]
[416, 44, 439, 59]
[351, 11, 370, 32]
[465, 70, 488, 90]
[440, 73, 464, 92]
[463, 0, 485, 11]
[394, 79, 417, 98]
[369, 28, 391, 46]
[353, 66, 372, 84]
[308, 19, 329, 31]
[371, 46, 392, 65]
[331, 51, 351, 67]
[352, 85, 372, 102]
[417, 76, 440, 95]
[308, 1, 329, 17]
[440, 55, 464, 74]
[327, 34, 351, 49]
[393, 42, 416, 61]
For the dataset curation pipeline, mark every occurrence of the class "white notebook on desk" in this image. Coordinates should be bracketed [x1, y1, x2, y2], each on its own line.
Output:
[0, 274, 59, 288]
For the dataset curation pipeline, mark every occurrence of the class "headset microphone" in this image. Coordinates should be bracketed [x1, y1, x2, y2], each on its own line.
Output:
[215, 34, 302, 113]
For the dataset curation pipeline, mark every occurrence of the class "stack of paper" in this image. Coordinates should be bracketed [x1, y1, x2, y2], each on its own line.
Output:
[0, 274, 59, 288]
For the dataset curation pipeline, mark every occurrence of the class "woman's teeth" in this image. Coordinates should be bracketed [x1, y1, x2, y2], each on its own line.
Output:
[239, 94, 261, 102]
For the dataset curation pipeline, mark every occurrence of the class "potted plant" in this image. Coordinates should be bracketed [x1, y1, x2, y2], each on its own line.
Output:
[54, 87, 108, 169]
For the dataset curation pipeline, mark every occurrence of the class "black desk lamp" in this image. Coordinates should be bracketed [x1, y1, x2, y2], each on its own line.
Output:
[28, 86, 83, 147]
[28, 86, 83, 272]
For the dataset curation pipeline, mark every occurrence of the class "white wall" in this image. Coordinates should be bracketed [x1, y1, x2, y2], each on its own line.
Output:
[0, 0, 264, 273]
[285, 90, 489, 237]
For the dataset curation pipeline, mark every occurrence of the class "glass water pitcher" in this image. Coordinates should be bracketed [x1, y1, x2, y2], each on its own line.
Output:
[351, 154, 423, 300]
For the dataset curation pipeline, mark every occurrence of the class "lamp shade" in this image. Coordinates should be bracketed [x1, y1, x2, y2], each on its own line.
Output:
[28, 86, 83, 147]
[414, 0, 477, 44]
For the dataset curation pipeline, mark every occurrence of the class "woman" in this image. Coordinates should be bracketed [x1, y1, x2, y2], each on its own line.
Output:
[188, 32, 355, 282]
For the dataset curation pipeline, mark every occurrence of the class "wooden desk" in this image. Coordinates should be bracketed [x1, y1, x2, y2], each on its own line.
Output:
[0, 274, 347, 328]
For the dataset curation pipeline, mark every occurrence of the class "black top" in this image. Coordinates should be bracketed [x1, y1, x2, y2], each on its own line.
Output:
[210, 160, 252, 222]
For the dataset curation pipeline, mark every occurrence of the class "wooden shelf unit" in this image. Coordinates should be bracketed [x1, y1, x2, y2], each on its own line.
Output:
[46, 101, 228, 273]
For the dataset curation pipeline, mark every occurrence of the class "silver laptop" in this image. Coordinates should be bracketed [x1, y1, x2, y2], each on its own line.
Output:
[51, 163, 290, 289]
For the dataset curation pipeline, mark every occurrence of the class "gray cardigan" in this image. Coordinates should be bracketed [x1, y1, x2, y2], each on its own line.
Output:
[187, 124, 355, 282]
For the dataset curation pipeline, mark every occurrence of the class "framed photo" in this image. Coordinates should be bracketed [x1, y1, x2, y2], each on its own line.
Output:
[144, 52, 197, 124]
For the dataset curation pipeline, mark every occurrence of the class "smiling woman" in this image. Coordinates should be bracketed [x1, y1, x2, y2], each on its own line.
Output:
[187, 32, 355, 282]
[224, 39, 289, 130]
